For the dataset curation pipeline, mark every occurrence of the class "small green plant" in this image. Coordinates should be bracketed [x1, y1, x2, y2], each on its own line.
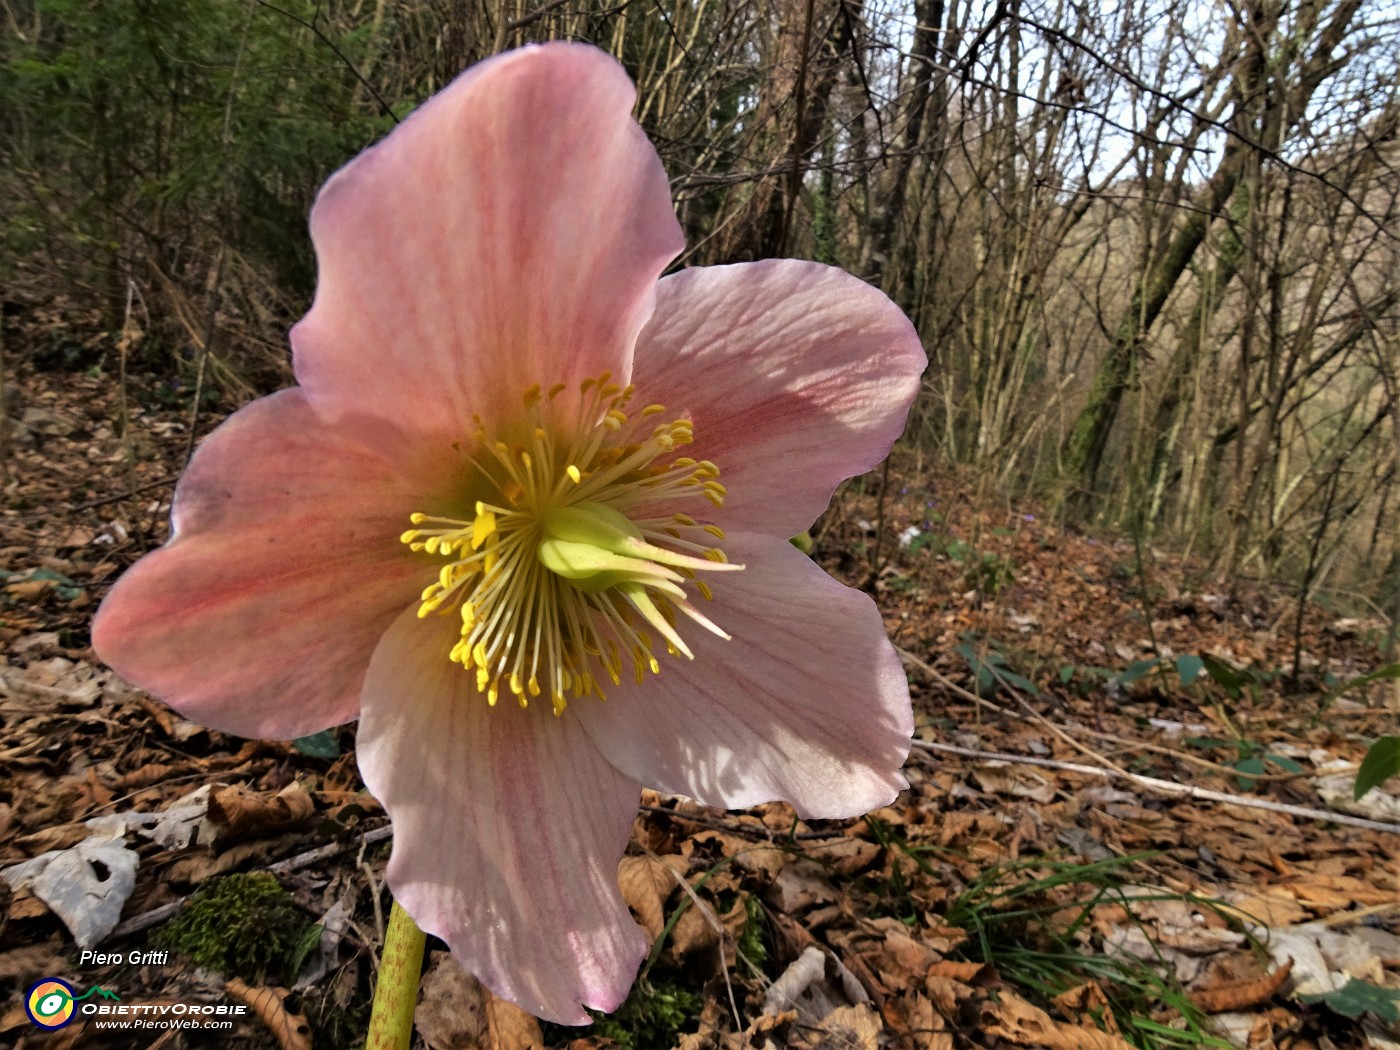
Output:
[1183, 735, 1305, 790]
[863, 825, 1235, 1049]
[945, 855, 1236, 1049]
[543, 977, 703, 1050]
[957, 636, 1039, 696]
[1300, 977, 1400, 1023]
[154, 872, 317, 984]
[1355, 736, 1400, 799]
[737, 893, 770, 971]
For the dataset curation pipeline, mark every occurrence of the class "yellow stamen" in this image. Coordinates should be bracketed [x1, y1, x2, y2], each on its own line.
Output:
[400, 377, 742, 713]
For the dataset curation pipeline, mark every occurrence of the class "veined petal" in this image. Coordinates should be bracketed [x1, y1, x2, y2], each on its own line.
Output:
[92, 390, 425, 740]
[574, 534, 912, 817]
[292, 43, 684, 450]
[357, 608, 648, 1025]
[630, 261, 926, 537]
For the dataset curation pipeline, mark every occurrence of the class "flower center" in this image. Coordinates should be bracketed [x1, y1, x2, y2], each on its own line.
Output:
[400, 376, 742, 715]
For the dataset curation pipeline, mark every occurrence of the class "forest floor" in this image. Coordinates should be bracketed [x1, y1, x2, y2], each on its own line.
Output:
[2, 316, 1398, 1050]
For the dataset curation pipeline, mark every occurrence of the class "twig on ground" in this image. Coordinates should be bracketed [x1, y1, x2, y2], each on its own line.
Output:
[910, 739, 1400, 836]
[109, 824, 393, 939]
[898, 645, 1341, 782]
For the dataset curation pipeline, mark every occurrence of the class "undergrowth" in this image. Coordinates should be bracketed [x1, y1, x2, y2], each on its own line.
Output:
[867, 819, 1238, 1049]
[154, 872, 318, 984]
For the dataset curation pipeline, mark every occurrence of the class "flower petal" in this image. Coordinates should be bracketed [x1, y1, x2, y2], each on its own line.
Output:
[92, 390, 426, 739]
[575, 534, 912, 817]
[292, 43, 684, 451]
[631, 260, 925, 537]
[357, 608, 648, 1025]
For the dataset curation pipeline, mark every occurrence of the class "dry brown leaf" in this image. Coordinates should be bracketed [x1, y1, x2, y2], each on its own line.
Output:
[923, 974, 973, 1017]
[768, 859, 839, 913]
[0, 1002, 31, 1035]
[882, 992, 954, 1050]
[670, 894, 721, 957]
[208, 782, 314, 842]
[0, 941, 68, 981]
[925, 960, 983, 982]
[981, 990, 1136, 1050]
[225, 977, 312, 1050]
[1285, 872, 1397, 908]
[8, 889, 49, 921]
[1220, 887, 1309, 927]
[814, 1003, 882, 1050]
[806, 836, 882, 875]
[484, 991, 544, 1050]
[1052, 982, 1121, 1035]
[877, 927, 942, 982]
[416, 954, 487, 1049]
[1191, 959, 1293, 1014]
[688, 829, 789, 880]
[416, 952, 543, 1050]
[13, 822, 89, 854]
[117, 762, 180, 791]
[919, 922, 968, 954]
[618, 854, 675, 940]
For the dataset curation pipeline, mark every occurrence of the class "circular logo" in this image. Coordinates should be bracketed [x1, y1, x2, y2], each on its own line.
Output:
[26, 978, 76, 1029]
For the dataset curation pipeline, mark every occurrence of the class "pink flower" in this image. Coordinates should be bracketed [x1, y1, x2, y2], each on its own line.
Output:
[93, 43, 924, 1023]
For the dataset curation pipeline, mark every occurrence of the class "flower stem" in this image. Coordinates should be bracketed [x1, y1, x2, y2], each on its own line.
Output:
[365, 899, 427, 1049]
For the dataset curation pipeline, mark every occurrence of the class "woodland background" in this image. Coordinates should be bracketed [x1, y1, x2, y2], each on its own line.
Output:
[3, 4, 1400, 1049]
[2, 0, 1399, 638]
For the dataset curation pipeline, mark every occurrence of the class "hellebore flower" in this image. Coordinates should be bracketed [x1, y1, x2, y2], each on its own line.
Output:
[93, 43, 925, 1023]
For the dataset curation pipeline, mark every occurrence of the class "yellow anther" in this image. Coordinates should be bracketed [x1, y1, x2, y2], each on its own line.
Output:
[399, 375, 741, 712]
[471, 510, 496, 549]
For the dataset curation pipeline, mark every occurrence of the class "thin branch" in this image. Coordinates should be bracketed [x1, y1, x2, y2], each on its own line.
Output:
[911, 740, 1400, 836]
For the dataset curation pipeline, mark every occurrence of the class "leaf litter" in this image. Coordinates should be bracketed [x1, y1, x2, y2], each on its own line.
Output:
[1, 328, 1398, 1047]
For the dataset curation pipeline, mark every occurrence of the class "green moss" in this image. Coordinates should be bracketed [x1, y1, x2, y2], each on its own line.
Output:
[542, 978, 703, 1050]
[154, 873, 315, 984]
[738, 894, 769, 971]
[596, 980, 703, 1050]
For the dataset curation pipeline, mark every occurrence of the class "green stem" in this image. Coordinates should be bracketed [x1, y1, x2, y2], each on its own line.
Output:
[365, 899, 427, 1050]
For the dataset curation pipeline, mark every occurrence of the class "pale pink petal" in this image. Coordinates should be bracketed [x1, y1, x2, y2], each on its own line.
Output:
[631, 261, 925, 537]
[357, 608, 648, 1025]
[92, 390, 427, 740]
[575, 534, 912, 817]
[292, 43, 684, 454]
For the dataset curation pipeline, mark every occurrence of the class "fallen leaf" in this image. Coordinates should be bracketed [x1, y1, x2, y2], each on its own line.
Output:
[485, 992, 544, 1050]
[617, 854, 676, 940]
[925, 960, 983, 982]
[0, 815, 141, 947]
[225, 978, 312, 1050]
[208, 782, 314, 842]
[981, 990, 1136, 1050]
[416, 954, 543, 1050]
[1192, 959, 1293, 1013]
[767, 859, 839, 913]
[813, 1003, 882, 1050]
